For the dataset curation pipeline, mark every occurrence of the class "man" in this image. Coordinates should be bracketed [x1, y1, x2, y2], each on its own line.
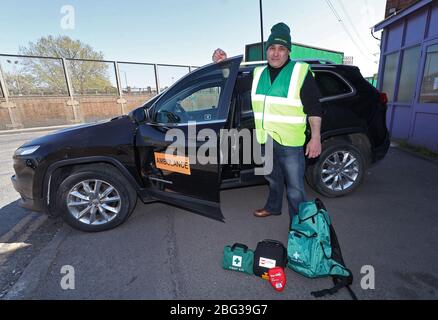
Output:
[213, 23, 323, 222]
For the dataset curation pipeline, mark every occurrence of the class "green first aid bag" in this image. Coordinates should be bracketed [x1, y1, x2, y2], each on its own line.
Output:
[222, 243, 254, 275]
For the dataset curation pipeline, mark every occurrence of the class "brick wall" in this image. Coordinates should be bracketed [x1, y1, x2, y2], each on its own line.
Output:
[385, 0, 420, 17]
[0, 105, 11, 130]
[0, 94, 156, 130]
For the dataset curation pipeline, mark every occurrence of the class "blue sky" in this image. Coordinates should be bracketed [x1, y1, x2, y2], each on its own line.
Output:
[0, 0, 386, 77]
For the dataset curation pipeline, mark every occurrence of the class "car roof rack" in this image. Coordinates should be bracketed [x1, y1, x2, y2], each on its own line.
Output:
[240, 61, 267, 66]
[241, 59, 337, 66]
[301, 59, 336, 65]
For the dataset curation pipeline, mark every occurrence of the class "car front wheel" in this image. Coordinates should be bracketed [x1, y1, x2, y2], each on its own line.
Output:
[56, 164, 137, 232]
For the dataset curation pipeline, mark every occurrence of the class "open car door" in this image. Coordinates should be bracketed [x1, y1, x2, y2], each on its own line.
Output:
[135, 56, 243, 221]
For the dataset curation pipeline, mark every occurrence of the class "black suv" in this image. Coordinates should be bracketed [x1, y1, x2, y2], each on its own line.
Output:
[11, 56, 390, 232]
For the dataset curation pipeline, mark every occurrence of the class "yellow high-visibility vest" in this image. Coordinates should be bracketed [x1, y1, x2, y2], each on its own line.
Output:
[251, 61, 309, 147]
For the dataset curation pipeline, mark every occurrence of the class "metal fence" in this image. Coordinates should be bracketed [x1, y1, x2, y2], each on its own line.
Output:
[0, 53, 198, 102]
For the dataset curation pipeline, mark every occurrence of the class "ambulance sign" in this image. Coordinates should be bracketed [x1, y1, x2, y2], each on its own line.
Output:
[154, 152, 191, 175]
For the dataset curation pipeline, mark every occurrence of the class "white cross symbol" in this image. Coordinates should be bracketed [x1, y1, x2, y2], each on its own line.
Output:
[232, 255, 242, 267]
[293, 252, 300, 260]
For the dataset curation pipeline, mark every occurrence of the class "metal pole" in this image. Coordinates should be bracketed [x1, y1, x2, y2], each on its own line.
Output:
[0, 64, 9, 102]
[61, 58, 74, 100]
[62, 58, 80, 123]
[0, 62, 21, 128]
[154, 64, 161, 94]
[114, 62, 127, 114]
[259, 0, 265, 60]
[124, 72, 128, 88]
[114, 62, 123, 97]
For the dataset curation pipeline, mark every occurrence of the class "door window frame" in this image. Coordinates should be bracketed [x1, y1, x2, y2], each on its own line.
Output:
[152, 79, 226, 126]
[314, 70, 356, 103]
[146, 57, 243, 128]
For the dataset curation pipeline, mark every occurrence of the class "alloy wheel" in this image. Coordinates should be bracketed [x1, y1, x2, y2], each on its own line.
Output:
[320, 151, 360, 192]
[66, 179, 122, 225]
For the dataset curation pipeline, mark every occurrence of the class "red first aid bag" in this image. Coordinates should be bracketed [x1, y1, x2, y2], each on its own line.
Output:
[268, 267, 286, 292]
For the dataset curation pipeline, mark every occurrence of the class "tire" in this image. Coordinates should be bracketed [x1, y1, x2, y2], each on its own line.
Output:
[55, 164, 137, 232]
[306, 139, 366, 197]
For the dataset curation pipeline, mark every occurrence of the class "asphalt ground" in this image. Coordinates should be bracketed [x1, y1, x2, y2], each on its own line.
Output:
[0, 130, 437, 300]
[0, 131, 55, 236]
[0, 131, 63, 298]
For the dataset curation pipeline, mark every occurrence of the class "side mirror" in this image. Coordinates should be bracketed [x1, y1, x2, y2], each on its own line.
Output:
[132, 108, 147, 123]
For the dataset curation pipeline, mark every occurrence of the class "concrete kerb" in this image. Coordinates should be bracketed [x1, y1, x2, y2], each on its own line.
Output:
[391, 141, 438, 166]
[3, 225, 72, 300]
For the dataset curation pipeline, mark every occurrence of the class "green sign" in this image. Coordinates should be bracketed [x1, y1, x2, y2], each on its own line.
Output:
[246, 42, 344, 64]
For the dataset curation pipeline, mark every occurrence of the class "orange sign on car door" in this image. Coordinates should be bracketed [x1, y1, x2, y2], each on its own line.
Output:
[154, 152, 191, 175]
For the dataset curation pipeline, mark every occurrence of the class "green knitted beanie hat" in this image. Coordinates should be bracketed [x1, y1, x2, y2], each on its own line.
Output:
[266, 22, 291, 51]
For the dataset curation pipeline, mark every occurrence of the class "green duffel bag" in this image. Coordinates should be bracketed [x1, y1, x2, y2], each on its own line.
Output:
[222, 243, 254, 275]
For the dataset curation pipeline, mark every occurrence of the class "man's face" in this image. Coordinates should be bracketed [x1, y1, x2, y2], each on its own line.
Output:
[267, 44, 290, 68]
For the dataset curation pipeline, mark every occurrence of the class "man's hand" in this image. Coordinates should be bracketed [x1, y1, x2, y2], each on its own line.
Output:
[212, 48, 227, 63]
[305, 138, 322, 159]
[306, 116, 322, 159]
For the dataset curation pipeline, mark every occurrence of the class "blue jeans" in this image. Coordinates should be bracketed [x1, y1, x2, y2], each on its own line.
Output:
[264, 140, 307, 221]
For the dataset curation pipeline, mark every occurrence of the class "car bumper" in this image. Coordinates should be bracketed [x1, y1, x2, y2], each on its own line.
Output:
[373, 132, 391, 162]
[11, 153, 47, 214]
[11, 174, 45, 212]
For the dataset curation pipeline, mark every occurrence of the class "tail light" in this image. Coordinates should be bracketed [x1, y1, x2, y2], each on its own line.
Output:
[379, 92, 388, 105]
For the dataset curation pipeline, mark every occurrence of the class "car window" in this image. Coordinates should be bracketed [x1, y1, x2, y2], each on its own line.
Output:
[238, 90, 251, 114]
[180, 87, 221, 112]
[314, 71, 352, 98]
[235, 73, 253, 116]
[154, 80, 225, 124]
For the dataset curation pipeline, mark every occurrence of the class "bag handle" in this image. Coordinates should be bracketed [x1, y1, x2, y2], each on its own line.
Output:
[290, 229, 317, 239]
[315, 198, 327, 211]
[261, 239, 285, 247]
[231, 243, 249, 253]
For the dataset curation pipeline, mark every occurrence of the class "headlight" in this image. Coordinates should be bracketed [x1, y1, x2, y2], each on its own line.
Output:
[14, 145, 40, 156]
